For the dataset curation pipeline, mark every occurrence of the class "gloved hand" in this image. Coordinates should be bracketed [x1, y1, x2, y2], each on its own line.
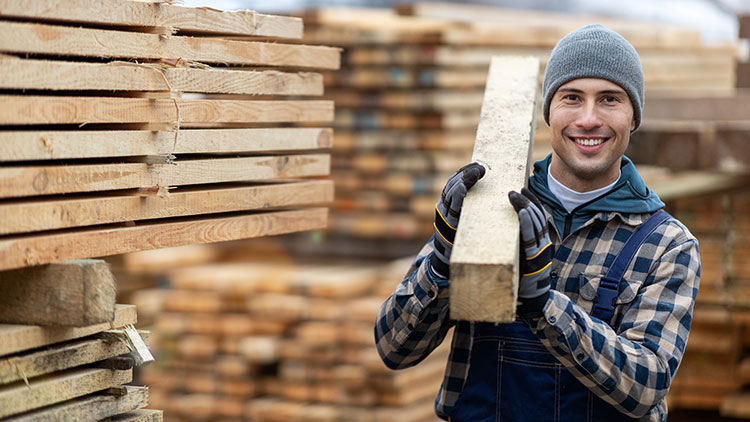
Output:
[430, 162, 486, 279]
[508, 187, 552, 318]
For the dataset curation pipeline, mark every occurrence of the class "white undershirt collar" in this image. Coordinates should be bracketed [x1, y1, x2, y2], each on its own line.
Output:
[547, 170, 621, 213]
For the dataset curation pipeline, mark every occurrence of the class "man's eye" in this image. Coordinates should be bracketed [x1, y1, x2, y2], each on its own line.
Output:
[563, 94, 578, 101]
[603, 96, 618, 103]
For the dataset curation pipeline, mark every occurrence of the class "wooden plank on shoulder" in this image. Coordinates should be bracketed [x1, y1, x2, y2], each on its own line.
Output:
[0, 96, 333, 125]
[0, 259, 115, 326]
[0, 208, 328, 271]
[0, 368, 132, 418]
[0, 304, 137, 357]
[1, 180, 334, 235]
[4, 386, 148, 422]
[0, 21, 340, 69]
[0, 0, 302, 38]
[0, 154, 330, 198]
[0, 58, 323, 95]
[450, 56, 539, 322]
[0, 128, 333, 161]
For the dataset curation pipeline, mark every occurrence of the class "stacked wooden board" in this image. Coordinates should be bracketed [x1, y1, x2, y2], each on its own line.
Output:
[296, 4, 738, 243]
[0, 0, 340, 270]
[664, 188, 750, 418]
[0, 296, 161, 421]
[126, 253, 445, 422]
[0, 2, 342, 420]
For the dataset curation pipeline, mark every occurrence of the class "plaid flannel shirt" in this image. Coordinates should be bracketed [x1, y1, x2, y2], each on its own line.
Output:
[375, 208, 700, 421]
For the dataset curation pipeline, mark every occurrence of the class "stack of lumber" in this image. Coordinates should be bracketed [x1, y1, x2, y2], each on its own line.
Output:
[664, 187, 750, 418]
[0, 0, 340, 270]
[738, 15, 749, 88]
[127, 254, 446, 422]
[0, 263, 160, 421]
[297, 3, 738, 242]
[630, 93, 750, 173]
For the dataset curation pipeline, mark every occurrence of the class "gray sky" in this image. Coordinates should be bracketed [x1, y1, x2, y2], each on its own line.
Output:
[184, 0, 740, 44]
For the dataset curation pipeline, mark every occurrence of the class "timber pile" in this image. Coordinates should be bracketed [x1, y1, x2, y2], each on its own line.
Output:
[664, 187, 750, 417]
[739, 15, 749, 88]
[0, 0, 340, 271]
[0, 294, 160, 421]
[297, 3, 738, 243]
[127, 254, 446, 422]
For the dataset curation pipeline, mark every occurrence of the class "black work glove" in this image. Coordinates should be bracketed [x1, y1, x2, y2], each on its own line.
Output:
[429, 162, 486, 280]
[508, 187, 552, 318]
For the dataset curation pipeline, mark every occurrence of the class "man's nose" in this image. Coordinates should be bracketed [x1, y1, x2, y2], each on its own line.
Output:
[574, 101, 603, 130]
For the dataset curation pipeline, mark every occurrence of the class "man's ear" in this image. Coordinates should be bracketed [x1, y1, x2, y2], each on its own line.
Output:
[630, 117, 636, 132]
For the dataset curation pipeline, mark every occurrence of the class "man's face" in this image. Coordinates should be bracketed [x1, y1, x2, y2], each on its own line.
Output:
[548, 78, 636, 192]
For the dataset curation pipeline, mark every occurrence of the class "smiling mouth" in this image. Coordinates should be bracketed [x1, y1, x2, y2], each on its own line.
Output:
[568, 136, 610, 147]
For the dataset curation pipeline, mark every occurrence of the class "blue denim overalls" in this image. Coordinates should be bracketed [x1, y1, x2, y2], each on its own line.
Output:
[447, 210, 670, 422]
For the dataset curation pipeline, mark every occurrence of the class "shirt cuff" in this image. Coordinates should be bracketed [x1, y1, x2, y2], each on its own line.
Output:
[535, 290, 583, 357]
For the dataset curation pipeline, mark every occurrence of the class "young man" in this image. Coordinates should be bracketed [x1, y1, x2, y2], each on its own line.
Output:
[375, 25, 700, 422]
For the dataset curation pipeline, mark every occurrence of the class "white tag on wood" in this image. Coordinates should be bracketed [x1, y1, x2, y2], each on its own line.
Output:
[125, 324, 154, 366]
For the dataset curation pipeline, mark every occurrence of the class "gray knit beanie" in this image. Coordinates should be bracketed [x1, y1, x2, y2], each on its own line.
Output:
[542, 24, 644, 131]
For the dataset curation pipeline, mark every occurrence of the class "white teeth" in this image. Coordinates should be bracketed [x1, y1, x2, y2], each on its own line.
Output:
[573, 138, 604, 146]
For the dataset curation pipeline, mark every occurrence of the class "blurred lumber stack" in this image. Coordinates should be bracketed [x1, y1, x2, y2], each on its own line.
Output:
[298, 3, 737, 244]
[0, 0, 340, 271]
[738, 15, 749, 88]
[664, 187, 750, 417]
[127, 253, 446, 422]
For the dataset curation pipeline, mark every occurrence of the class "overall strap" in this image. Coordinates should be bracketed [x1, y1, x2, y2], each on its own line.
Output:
[591, 209, 672, 324]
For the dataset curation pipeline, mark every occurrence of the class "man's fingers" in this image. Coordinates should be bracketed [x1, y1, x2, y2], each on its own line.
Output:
[521, 187, 544, 211]
[517, 208, 536, 244]
[521, 187, 547, 232]
[461, 163, 486, 190]
[446, 182, 468, 218]
[508, 190, 530, 212]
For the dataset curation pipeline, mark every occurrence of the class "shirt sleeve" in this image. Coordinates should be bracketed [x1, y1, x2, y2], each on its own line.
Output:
[374, 237, 455, 369]
[531, 231, 700, 419]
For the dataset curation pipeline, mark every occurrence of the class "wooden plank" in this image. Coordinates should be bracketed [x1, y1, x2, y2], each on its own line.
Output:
[342, 44, 736, 68]
[721, 393, 750, 418]
[737, 62, 750, 88]
[326, 89, 484, 110]
[0, 96, 333, 125]
[332, 130, 475, 153]
[649, 172, 749, 202]
[0, 58, 323, 95]
[0, 331, 141, 384]
[324, 68, 490, 89]
[111, 409, 164, 422]
[0, 304, 136, 357]
[0, 127, 332, 161]
[0, 0, 302, 38]
[5, 386, 148, 422]
[0, 368, 132, 418]
[334, 109, 479, 130]
[0, 21, 339, 69]
[329, 212, 428, 239]
[645, 95, 750, 121]
[0, 259, 115, 326]
[0, 180, 334, 235]
[740, 16, 750, 39]
[399, 2, 703, 48]
[450, 56, 539, 322]
[0, 208, 328, 271]
[0, 154, 329, 198]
